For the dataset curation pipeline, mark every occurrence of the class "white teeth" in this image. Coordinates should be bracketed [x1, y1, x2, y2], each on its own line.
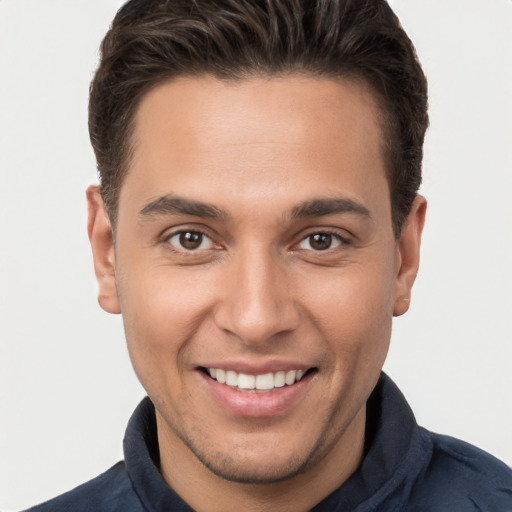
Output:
[238, 373, 256, 389]
[206, 367, 308, 391]
[274, 371, 286, 388]
[226, 370, 238, 386]
[255, 373, 274, 390]
[216, 369, 226, 384]
[285, 370, 296, 385]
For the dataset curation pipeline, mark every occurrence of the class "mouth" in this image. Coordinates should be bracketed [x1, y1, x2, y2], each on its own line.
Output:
[200, 367, 317, 393]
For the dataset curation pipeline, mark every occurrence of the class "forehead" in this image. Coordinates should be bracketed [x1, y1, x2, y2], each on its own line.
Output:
[122, 74, 389, 219]
[133, 74, 383, 154]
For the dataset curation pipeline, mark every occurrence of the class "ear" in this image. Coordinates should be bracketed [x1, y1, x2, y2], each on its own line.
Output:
[393, 195, 427, 317]
[86, 185, 121, 314]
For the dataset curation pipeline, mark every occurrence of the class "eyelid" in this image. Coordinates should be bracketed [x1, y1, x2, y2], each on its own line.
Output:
[294, 228, 352, 248]
[168, 231, 214, 251]
[297, 233, 341, 251]
[160, 225, 222, 252]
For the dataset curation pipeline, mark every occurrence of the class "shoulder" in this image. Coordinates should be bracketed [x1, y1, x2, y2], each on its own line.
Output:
[410, 429, 512, 511]
[24, 461, 144, 512]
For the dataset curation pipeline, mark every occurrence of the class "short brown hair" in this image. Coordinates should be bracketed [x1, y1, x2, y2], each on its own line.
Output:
[89, 0, 428, 236]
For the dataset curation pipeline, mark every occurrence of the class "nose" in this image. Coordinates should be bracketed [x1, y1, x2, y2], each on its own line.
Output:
[213, 247, 301, 345]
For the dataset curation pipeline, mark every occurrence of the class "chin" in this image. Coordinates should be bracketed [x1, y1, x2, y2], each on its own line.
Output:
[175, 425, 322, 485]
[193, 448, 312, 485]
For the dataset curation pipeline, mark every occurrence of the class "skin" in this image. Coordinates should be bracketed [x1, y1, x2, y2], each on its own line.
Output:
[88, 75, 426, 512]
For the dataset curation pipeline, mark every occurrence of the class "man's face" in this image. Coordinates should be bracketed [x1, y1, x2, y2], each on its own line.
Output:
[89, 75, 423, 485]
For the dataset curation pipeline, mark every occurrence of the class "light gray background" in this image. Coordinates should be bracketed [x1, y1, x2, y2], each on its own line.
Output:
[1, 1, 511, 510]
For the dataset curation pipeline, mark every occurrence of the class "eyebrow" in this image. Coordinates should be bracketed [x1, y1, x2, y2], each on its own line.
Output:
[290, 197, 371, 219]
[139, 194, 370, 223]
[139, 195, 229, 220]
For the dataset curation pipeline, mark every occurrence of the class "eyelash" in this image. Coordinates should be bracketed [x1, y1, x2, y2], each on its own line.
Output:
[162, 228, 218, 253]
[161, 227, 351, 254]
[296, 230, 351, 251]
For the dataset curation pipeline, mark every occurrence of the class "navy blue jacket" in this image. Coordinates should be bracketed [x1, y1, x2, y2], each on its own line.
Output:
[26, 374, 512, 511]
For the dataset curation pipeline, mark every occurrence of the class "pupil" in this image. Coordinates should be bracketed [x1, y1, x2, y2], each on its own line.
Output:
[311, 233, 331, 250]
[180, 232, 202, 249]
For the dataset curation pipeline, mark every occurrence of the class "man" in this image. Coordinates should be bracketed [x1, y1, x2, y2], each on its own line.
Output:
[26, 0, 512, 510]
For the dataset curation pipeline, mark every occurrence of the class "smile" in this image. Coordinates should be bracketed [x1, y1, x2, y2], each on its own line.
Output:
[204, 367, 310, 392]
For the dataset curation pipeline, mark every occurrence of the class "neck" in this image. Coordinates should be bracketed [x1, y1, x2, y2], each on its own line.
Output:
[156, 408, 366, 512]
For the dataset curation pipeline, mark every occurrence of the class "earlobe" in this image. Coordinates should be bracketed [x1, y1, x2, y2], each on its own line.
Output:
[86, 185, 121, 315]
[393, 195, 427, 317]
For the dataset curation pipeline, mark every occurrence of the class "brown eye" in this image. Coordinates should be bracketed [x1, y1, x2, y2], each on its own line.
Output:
[310, 234, 332, 250]
[167, 231, 213, 251]
[180, 232, 202, 249]
[298, 233, 342, 251]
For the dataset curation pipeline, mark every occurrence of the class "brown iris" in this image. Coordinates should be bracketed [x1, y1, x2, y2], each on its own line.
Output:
[309, 233, 333, 251]
[179, 232, 203, 250]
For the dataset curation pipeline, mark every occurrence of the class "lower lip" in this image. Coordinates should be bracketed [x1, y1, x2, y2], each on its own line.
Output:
[198, 371, 314, 418]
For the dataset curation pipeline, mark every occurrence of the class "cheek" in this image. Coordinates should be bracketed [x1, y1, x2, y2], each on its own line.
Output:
[306, 258, 396, 365]
[117, 254, 212, 330]
[306, 261, 395, 421]
[114, 262, 214, 391]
